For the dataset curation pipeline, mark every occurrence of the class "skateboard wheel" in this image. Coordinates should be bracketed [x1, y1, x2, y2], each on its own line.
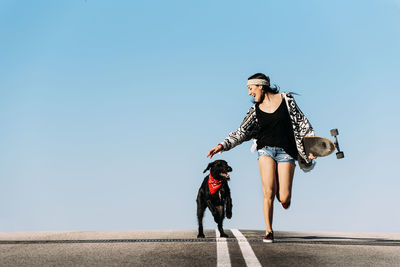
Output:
[330, 129, 339, 136]
[336, 152, 344, 159]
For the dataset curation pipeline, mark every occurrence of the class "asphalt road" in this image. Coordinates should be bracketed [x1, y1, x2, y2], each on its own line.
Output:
[1, 230, 399, 266]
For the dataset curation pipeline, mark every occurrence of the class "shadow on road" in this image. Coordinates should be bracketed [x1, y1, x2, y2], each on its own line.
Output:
[1, 235, 399, 247]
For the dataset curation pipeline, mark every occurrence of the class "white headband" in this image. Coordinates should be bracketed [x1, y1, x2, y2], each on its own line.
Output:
[247, 79, 269, 86]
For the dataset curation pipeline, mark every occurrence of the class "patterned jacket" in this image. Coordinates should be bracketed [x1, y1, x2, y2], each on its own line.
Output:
[219, 92, 315, 171]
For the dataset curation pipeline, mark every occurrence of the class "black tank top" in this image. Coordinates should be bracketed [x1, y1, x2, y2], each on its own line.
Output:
[255, 99, 298, 159]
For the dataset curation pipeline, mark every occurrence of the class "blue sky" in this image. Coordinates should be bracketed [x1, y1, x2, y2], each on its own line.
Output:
[1, 0, 399, 233]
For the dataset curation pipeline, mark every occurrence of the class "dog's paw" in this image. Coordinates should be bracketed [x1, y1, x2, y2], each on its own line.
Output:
[220, 233, 229, 238]
[197, 233, 205, 238]
[226, 212, 232, 219]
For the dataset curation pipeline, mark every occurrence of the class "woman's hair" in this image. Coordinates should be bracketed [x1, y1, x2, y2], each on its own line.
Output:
[248, 73, 280, 94]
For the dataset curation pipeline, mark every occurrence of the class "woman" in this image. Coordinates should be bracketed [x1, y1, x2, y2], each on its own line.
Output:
[207, 73, 316, 243]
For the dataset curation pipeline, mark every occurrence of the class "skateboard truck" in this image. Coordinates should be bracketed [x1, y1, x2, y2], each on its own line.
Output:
[330, 128, 344, 159]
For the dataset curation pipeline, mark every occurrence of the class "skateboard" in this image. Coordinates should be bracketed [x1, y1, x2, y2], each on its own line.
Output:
[303, 128, 344, 159]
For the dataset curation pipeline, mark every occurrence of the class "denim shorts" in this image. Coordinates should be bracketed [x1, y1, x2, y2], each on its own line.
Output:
[257, 146, 296, 164]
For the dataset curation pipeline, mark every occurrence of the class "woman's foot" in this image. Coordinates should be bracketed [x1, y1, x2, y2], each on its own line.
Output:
[263, 231, 274, 243]
[281, 201, 290, 209]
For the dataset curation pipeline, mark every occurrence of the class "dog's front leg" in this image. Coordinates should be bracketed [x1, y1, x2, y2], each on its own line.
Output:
[224, 184, 233, 219]
[216, 205, 228, 238]
[197, 190, 206, 238]
[225, 196, 233, 219]
[197, 204, 206, 238]
[206, 200, 218, 218]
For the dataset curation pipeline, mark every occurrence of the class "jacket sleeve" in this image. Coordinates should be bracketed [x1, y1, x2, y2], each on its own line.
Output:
[284, 92, 315, 171]
[285, 93, 314, 138]
[219, 106, 258, 152]
[295, 101, 314, 138]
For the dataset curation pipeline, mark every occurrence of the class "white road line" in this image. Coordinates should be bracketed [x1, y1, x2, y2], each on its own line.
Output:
[231, 229, 261, 267]
[216, 229, 231, 267]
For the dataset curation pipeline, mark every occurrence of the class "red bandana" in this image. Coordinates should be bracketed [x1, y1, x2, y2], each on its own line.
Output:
[208, 174, 222, 194]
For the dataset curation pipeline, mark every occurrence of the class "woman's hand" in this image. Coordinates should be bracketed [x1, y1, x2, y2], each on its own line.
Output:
[309, 153, 317, 160]
[207, 144, 223, 159]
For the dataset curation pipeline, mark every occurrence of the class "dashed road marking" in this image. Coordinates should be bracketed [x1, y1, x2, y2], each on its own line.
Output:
[231, 229, 262, 267]
[216, 229, 231, 267]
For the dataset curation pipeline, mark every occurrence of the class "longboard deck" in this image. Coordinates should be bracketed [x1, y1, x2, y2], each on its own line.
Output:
[303, 136, 335, 157]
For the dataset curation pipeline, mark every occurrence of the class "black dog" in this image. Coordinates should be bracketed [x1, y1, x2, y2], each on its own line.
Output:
[196, 160, 232, 238]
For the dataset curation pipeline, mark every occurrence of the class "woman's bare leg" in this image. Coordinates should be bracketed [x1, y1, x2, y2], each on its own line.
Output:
[258, 156, 277, 234]
[277, 162, 296, 207]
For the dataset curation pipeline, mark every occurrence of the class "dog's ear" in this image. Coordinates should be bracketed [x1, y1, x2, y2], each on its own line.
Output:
[203, 162, 213, 173]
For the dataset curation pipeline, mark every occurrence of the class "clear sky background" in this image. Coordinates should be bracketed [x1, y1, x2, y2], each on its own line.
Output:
[1, 0, 399, 233]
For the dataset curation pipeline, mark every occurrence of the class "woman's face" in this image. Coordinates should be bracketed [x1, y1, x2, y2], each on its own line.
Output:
[247, 84, 264, 103]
